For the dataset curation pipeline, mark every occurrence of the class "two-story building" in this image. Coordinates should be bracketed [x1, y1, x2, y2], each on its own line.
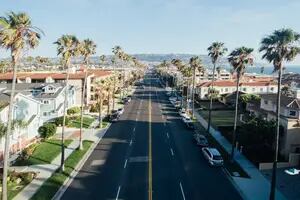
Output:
[0, 91, 42, 158]
[196, 80, 278, 100]
[0, 83, 76, 123]
[247, 93, 300, 159]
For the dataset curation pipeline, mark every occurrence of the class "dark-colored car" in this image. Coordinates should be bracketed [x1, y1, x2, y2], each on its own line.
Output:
[109, 113, 120, 122]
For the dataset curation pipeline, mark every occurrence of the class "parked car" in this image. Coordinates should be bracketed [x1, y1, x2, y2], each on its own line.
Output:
[193, 134, 209, 146]
[185, 122, 195, 130]
[182, 116, 192, 123]
[285, 168, 300, 175]
[179, 109, 186, 117]
[109, 113, 120, 122]
[201, 147, 224, 166]
[118, 108, 124, 115]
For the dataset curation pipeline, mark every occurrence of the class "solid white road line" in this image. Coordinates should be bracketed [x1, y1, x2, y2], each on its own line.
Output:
[133, 127, 136, 132]
[170, 148, 174, 156]
[129, 139, 133, 146]
[123, 159, 128, 169]
[116, 186, 121, 200]
[179, 182, 186, 200]
[166, 132, 169, 138]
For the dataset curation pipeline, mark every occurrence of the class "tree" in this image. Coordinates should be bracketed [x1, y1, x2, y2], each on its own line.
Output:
[38, 123, 57, 139]
[228, 47, 254, 161]
[207, 42, 228, 133]
[0, 12, 42, 200]
[99, 55, 106, 65]
[54, 34, 79, 171]
[281, 86, 294, 97]
[94, 78, 109, 128]
[259, 28, 300, 200]
[0, 60, 9, 73]
[189, 56, 204, 118]
[180, 64, 193, 110]
[78, 39, 96, 149]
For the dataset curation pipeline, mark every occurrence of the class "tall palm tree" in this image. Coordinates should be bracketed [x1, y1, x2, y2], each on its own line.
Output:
[228, 47, 254, 161]
[79, 39, 96, 149]
[259, 28, 300, 200]
[189, 56, 204, 118]
[100, 54, 106, 65]
[180, 64, 192, 110]
[207, 42, 227, 132]
[0, 12, 42, 200]
[54, 34, 79, 171]
[95, 78, 109, 128]
[111, 46, 123, 111]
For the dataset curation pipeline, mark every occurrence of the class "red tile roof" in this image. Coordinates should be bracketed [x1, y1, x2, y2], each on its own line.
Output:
[198, 80, 276, 87]
[0, 69, 112, 80]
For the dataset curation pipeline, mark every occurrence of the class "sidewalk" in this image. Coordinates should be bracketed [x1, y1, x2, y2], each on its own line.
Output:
[12, 126, 109, 200]
[194, 111, 286, 200]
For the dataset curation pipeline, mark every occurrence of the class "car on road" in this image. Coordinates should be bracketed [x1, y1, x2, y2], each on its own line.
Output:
[109, 113, 120, 122]
[185, 121, 195, 130]
[201, 147, 224, 166]
[182, 116, 192, 123]
[179, 109, 186, 117]
[193, 134, 209, 146]
[285, 168, 300, 175]
[117, 108, 124, 115]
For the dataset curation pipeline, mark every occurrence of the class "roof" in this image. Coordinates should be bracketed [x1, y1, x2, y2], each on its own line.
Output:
[260, 94, 300, 109]
[198, 80, 277, 88]
[0, 83, 66, 99]
[0, 69, 112, 81]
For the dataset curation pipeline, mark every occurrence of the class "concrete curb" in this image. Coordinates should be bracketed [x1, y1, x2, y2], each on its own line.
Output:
[52, 123, 112, 200]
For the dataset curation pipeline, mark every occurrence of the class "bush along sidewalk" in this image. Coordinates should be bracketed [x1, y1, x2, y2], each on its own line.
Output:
[30, 140, 93, 200]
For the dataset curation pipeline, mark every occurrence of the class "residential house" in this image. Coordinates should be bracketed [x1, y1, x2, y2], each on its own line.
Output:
[0, 83, 76, 123]
[247, 93, 300, 159]
[0, 91, 42, 159]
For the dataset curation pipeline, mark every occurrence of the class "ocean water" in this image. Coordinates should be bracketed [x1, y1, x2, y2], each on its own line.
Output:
[223, 66, 300, 75]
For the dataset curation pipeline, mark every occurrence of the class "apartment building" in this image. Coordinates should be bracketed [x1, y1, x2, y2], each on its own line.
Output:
[0, 69, 112, 106]
[196, 80, 278, 100]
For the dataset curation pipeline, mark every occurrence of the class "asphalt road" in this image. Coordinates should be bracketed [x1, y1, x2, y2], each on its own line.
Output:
[61, 71, 242, 200]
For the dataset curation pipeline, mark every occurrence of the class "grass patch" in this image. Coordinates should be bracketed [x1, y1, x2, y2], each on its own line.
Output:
[68, 116, 95, 128]
[194, 122, 249, 178]
[30, 140, 93, 200]
[199, 110, 240, 128]
[8, 172, 36, 200]
[13, 139, 72, 166]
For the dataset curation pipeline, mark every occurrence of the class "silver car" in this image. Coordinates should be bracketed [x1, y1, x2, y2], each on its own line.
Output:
[201, 147, 224, 166]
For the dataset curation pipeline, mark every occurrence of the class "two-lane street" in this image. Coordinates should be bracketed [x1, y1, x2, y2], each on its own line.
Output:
[61, 71, 242, 200]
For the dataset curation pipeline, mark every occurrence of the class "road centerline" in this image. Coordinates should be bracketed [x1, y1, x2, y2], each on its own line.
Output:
[116, 186, 121, 200]
[179, 182, 186, 200]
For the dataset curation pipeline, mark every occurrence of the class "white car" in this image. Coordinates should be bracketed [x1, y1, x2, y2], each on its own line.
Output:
[117, 108, 124, 115]
[201, 147, 224, 166]
[285, 168, 300, 175]
[182, 116, 192, 124]
[179, 110, 186, 117]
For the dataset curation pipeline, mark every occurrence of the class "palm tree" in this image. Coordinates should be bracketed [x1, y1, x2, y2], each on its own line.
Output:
[54, 35, 79, 171]
[78, 39, 96, 149]
[180, 64, 192, 110]
[0, 12, 42, 200]
[0, 60, 8, 73]
[216, 66, 222, 79]
[228, 47, 254, 162]
[207, 42, 228, 133]
[259, 28, 300, 200]
[189, 56, 204, 118]
[95, 78, 108, 128]
[111, 46, 123, 111]
[100, 55, 106, 65]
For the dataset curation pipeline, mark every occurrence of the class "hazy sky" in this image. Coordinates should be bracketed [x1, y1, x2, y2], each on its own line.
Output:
[1, 0, 300, 64]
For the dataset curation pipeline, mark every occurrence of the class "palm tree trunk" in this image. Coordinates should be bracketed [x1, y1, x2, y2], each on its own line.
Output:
[2, 57, 18, 200]
[207, 63, 216, 133]
[99, 96, 103, 129]
[107, 91, 110, 116]
[270, 65, 283, 200]
[192, 67, 196, 118]
[60, 62, 70, 171]
[79, 69, 88, 150]
[186, 80, 189, 111]
[231, 73, 240, 161]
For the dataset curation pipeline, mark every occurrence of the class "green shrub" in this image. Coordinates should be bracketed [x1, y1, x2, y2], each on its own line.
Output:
[53, 116, 69, 126]
[67, 107, 81, 115]
[38, 123, 57, 139]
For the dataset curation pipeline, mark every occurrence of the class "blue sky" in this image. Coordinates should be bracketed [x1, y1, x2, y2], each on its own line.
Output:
[1, 0, 300, 64]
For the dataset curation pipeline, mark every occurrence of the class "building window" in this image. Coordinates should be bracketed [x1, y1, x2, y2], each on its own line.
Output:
[264, 100, 268, 105]
[43, 100, 50, 104]
[289, 110, 296, 116]
[270, 87, 274, 91]
[252, 88, 255, 92]
[243, 88, 246, 92]
[260, 88, 263, 92]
